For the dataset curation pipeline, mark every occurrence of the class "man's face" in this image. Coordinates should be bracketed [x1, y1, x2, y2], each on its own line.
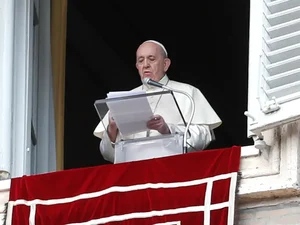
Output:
[136, 42, 170, 82]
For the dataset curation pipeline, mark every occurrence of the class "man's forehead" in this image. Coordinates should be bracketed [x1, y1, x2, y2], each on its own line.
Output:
[136, 42, 160, 56]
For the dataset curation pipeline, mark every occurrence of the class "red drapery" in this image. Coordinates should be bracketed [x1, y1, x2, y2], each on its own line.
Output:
[6, 146, 241, 225]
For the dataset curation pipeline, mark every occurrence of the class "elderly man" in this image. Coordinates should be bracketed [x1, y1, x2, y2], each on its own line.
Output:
[94, 40, 222, 163]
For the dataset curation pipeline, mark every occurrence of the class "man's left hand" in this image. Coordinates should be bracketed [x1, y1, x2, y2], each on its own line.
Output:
[147, 115, 170, 134]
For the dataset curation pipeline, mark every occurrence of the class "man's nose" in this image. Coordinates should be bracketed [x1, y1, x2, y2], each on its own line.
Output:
[143, 59, 150, 67]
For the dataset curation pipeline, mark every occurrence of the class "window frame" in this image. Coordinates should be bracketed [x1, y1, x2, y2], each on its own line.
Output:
[11, 0, 34, 177]
[239, 0, 300, 204]
[0, 0, 15, 175]
[0, 0, 56, 178]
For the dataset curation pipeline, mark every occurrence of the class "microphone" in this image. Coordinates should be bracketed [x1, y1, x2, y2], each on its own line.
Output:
[142, 77, 164, 88]
[143, 77, 195, 154]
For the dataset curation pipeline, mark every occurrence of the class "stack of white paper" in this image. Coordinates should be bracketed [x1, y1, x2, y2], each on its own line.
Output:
[106, 90, 153, 136]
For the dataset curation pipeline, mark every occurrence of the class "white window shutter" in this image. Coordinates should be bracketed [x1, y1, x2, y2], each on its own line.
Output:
[247, 0, 300, 135]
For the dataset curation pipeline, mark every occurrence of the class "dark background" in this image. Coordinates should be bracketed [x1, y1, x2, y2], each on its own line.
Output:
[64, 1, 252, 169]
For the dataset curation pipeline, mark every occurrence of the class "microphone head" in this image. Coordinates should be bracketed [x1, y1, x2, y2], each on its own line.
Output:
[142, 77, 150, 85]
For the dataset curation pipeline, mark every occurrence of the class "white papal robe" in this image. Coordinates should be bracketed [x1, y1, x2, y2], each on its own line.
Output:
[93, 75, 222, 163]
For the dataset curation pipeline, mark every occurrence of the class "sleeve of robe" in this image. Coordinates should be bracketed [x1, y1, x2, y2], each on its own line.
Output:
[167, 124, 212, 152]
[99, 131, 115, 163]
[93, 112, 116, 162]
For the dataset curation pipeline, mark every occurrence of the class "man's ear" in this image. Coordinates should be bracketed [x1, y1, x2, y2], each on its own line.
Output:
[164, 58, 171, 72]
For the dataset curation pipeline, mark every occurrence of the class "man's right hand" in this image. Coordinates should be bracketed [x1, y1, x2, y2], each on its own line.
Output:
[107, 113, 118, 142]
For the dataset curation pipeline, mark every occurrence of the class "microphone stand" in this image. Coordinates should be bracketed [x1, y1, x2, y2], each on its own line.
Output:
[170, 91, 191, 138]
[162, 85, 195, 154]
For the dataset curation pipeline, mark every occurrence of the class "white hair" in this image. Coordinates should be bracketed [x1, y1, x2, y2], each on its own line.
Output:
[143, 40, 168, 57]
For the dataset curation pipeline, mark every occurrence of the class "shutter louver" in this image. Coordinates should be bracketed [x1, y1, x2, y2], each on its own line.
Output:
[262, 0, 300, 104]
[247, 0, 300, 135]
